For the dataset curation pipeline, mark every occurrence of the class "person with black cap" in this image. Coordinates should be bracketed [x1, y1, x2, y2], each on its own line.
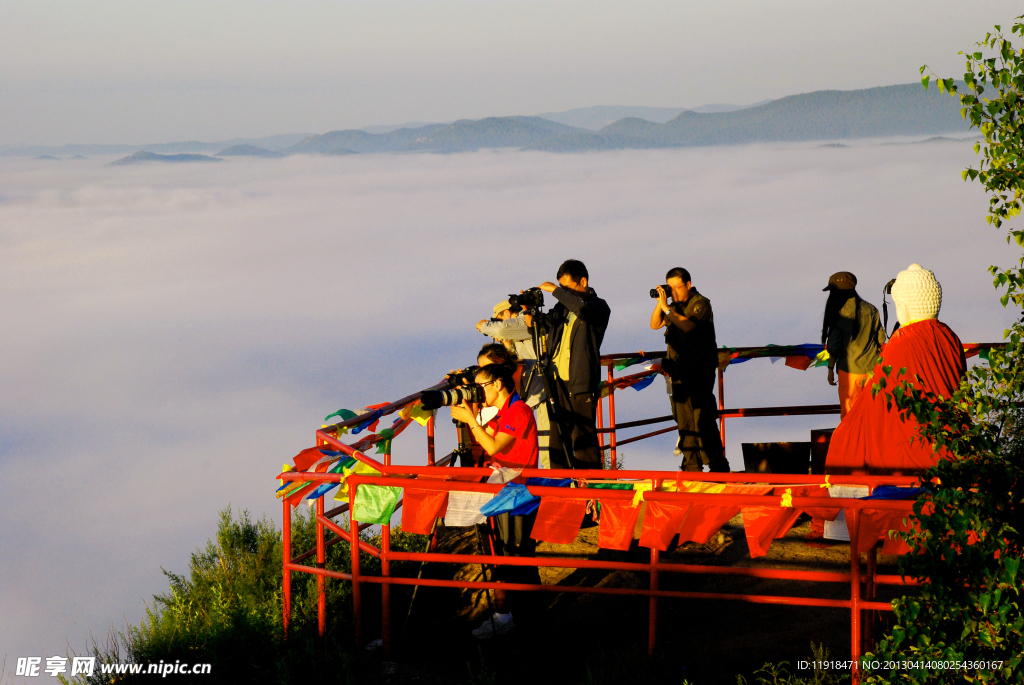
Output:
[821, 271, 885, 419]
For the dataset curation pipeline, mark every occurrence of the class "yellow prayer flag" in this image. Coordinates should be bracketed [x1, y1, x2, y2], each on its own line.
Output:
[631, 482, 653, 508]
[332, 460, 382, 501]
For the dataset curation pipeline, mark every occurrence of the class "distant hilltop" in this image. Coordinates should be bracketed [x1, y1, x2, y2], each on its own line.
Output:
[6, 83, 971, 161]
[110, 151, 222, 165]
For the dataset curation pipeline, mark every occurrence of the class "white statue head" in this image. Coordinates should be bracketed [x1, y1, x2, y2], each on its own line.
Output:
[891, 263, 942, 326]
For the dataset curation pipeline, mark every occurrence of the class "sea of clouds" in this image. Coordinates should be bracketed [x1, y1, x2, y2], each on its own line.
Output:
[0, 141, 1018, 664]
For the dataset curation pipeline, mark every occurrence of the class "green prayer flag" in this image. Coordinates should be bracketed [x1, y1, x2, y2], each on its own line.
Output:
[375, 428, 395, 454]
[325, 407, 358, 423]
[352, 484, 402, 524]
[588, 482, 635, 490]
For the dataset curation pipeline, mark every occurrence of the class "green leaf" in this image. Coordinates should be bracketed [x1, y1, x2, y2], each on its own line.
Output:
[1005, 556, 1020, 582]
[922, 74, 931, 90]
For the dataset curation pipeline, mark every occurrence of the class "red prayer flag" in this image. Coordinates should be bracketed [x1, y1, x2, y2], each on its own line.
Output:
[784, 355, 814, 370]
[598, 500, 642, 551]
[285, 482, 319, 507]
[401, 488, 449, 534]
[293, 445, 326, 471]
[855, 508, 913, 555]
[678, 485, 770, 544]
[797, 486, 841, 521]
[639, 501, 691, 551]
[531, 498, 586, 544]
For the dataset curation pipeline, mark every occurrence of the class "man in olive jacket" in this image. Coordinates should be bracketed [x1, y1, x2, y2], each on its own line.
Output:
[537, 259, 611, 469]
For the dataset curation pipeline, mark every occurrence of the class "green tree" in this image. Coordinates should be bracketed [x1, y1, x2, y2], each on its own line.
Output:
[863, 17, 1024, 684]
[75, 507, 428, 684]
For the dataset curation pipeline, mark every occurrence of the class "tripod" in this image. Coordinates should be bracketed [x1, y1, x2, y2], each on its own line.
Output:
[521, 303, 577, 469]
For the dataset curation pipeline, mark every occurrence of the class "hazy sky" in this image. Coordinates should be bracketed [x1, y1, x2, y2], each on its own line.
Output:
[1, 140, 1019, 663]
[1, 0, 1022, 145]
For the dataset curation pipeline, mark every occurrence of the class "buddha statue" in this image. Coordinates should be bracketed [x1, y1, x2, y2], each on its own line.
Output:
[825, 264, 966, 475]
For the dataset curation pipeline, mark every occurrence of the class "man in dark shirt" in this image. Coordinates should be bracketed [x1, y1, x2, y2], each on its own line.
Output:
[537, 259, 611, 469]
[651, 267, 729, 472]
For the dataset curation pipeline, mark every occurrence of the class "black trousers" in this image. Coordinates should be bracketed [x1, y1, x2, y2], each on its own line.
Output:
[670, 366, 729, 472]
[547, 381, 601, 469]
[492, 512, 539, 584]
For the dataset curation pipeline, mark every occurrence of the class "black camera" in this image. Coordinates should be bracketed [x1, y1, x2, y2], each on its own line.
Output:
[420, 384, 485, 410]
[420, 366, 484, 410]
[649, 284, 670, 298]
[508, 287, 544, 310]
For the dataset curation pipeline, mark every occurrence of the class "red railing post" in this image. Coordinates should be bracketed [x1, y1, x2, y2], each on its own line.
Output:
[596, 388, 605, 450]
[381, 453, 392, 656]
[865, 542, 878, 652]
[316, 496, 326, 640]
[718, 366, 726, 463]
[426, 415, 435, 466]
[282, 499, 291, 639]
[350, 492, 364, 647]
[848, 508, 862, 674]
[649, 546, 659, 655]
[607, 366, 618, 469]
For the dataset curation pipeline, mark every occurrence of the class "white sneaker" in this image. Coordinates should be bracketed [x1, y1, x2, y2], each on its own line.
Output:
[471, 612, 515, 639]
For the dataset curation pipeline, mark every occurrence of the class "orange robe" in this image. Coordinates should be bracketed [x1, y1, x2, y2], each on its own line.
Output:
[825, 319, 966, 475]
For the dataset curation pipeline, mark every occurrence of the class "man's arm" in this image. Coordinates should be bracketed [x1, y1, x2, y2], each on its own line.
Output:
[479, 317, 532, 341]
[651, 301, 668, 330]
[547, 286, 611, 327]
[663, 308, 696, 332]
[825, 327, 842, 386]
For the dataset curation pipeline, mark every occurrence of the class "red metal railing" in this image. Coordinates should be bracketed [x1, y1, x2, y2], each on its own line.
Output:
[279, 343, 1003, 674]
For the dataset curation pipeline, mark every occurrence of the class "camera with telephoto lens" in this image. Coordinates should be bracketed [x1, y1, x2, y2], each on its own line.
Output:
[419, 366, 484, 410]
[508, 287, 544, 310]
[649, 284, 670, 298]
[420, 384, 485, 410]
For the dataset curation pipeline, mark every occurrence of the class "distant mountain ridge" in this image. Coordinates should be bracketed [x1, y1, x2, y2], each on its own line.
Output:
[526, 83, 968, 151]
[7, 84, 971, 161]
[3, 133, 312, 158]
[282, 117, 578, 155]
[535, 102, 770, 130]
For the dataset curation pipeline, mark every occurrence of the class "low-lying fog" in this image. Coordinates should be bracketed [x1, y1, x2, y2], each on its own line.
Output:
[1, 139, 1017, 661]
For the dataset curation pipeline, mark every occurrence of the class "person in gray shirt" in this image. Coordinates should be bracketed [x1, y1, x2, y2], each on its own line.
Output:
[477, 301, 551, 467]
[821, 271, 885, 419]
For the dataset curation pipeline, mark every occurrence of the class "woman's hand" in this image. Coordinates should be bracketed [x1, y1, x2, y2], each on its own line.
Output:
[827, 368, 837, 386]
[450, 401, 475, 425]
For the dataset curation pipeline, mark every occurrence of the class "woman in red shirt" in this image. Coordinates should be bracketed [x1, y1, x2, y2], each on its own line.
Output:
[450, 363, 539, 637]
[451, 364, 539, 469]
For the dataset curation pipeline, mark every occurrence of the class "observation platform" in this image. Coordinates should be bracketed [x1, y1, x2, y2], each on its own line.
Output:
[276, 342, 1001, 676]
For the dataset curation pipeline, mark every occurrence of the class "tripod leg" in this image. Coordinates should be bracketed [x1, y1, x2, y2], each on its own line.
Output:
[530, 316, 576, 468]
[400, 517, 440, 642]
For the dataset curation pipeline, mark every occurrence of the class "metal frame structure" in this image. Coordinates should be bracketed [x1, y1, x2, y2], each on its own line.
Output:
[278, 344, 1000, 675]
